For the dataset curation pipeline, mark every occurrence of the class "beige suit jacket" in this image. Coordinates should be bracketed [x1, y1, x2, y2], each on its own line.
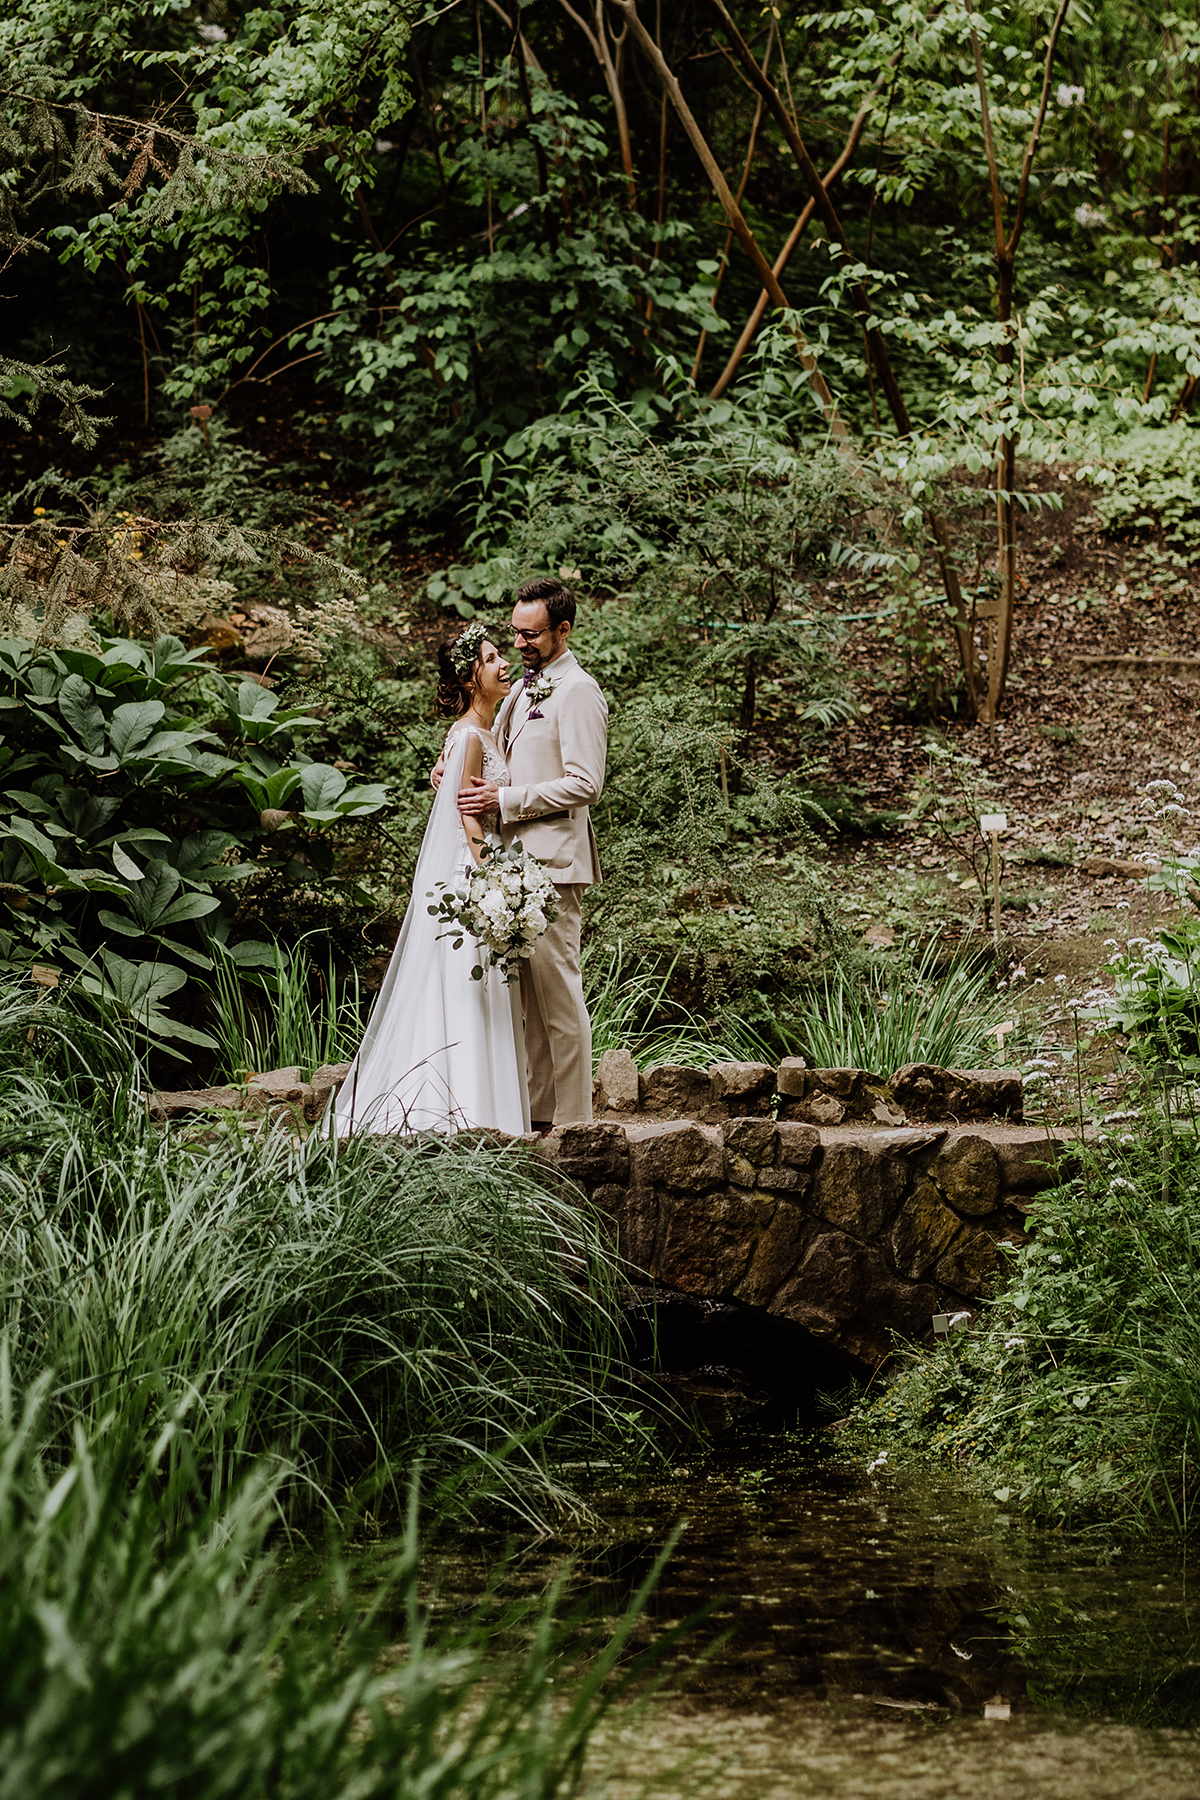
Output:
[496, 649, 608, 886]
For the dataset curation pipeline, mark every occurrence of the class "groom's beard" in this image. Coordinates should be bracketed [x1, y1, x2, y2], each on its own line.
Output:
[520, 636, 564, 675]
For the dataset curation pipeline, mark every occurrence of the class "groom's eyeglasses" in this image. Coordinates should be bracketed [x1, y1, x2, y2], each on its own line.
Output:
[512, 626, 551, 643]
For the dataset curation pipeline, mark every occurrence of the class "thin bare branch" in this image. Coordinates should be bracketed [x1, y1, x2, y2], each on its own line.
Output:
[556, 0, 636, 199]
[969, 27, 1006, 260]
[482, 0, 544, 72]
[708, 94, 874, 399]
[692, 16, 773, 381]
[1007, 0, 1073, 256]
[610, 0, 845, 433]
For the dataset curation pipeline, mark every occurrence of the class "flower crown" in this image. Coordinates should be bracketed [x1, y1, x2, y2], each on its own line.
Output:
[449, 618, 490, 678]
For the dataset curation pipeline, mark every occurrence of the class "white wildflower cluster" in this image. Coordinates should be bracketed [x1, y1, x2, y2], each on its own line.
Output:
[1023, 1054, 1059, 1089]
[429, 839, 559, 983]
[289, 591, 363, 663]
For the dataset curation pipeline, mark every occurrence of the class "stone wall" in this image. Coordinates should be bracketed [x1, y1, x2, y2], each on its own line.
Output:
[148, 1054, 1070, 1378]
[532, 1113, 1075, 1374]
[594, 1048, 1024, 1129]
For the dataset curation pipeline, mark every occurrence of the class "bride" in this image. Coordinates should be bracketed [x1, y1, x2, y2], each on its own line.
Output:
[331, 621, 531, 1136]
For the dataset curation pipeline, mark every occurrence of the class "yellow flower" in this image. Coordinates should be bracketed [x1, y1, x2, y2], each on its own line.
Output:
[33, 507, 47, 516]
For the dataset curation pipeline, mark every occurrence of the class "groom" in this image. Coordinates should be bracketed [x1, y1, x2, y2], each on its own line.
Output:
[459, 577, 608, 1130]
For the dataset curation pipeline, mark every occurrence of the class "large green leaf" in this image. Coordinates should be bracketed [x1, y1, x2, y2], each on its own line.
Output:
[155, 890, 221, 928]
[124, 860, 183, 928]
[52, 648, 109, 685]
[96, 908, 145, 937]
[7, 816, 60, 866]
[229, 763, 302, 811]
[58, 676, 106, 756]
[191, 751, 238, 780]
[118, 859, 222, 931]
[6, 817, 122, 893]
[109, 699, 165, 759]
[332, 781, 391, 818]
[5, 789, 57, 818]
[72, 950, 218, 1053]
[299, 764, 347, 812]
[235, 680, 279, 722]
[125, 728, 212, 764]
[110, 844, 145, 882]
[224, 938, 277, 968]
[173, 831, 256, 886]
[58, 789, 121, 840]
[152, 635, 212, 685]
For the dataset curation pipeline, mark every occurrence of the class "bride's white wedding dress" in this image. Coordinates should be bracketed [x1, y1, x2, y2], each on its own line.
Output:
[331, 724, 531, 1136]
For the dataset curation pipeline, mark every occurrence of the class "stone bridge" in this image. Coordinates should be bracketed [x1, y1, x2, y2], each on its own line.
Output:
[530, 1054, 1077, 1374]
[150, 1053, 1076, 1377]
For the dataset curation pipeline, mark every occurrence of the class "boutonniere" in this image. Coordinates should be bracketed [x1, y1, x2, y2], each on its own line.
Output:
[523, 670, 554, 719]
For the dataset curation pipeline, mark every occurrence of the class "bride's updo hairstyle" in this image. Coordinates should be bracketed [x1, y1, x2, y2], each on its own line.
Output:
[435, 618, 491, 717]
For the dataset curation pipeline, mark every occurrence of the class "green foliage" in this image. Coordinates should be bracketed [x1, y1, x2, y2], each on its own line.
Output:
[1095, 917, 1200, 1064]
[0, 1365, 682, 1800]
[791, 942, 1012, 1075]
[584, 942, 780, 1071]
[872, 577, 978, 722]
[316, 97, 723, 521]
[0, 442, 367, 647]
[0, 976, 635, 1524]
[205, 935, 364, 1082]
[909, 740, 1012, 896]
[0, 629, 389, 1050]
[852, 1088, 1200, 1530]
[587, 685, 848, 1012]
[1088, 424, 1200, 558]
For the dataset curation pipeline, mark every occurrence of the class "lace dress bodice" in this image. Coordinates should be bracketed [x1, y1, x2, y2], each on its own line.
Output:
[446, 724, 509, 850]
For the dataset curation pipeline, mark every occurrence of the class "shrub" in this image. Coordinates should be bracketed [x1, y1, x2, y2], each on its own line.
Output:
[853, 1084, 1200, 1530]
[0, 630, 389, 1053]
[1088, 423, 1200, 557]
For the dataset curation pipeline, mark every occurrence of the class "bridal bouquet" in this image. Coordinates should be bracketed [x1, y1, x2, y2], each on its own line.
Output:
[428, 839, 558, 982]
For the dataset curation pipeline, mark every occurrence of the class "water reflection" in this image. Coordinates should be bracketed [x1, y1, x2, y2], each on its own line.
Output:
[361, 1433, 1200, 1795]
[573, 1437, 1200, 1732]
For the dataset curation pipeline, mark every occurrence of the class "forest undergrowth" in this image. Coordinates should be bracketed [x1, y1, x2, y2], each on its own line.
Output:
[848, 1061, 1200, 1536]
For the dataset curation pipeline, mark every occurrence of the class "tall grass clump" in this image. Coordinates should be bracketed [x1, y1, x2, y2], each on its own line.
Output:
[0, 1375, 687, 1800]
[585, 942, 779, 1070]
[0, 978, 635, 1528]
[849, 1075, 1200, 1531]
[206, 936, 366, 1080]
[794, 942, 1010, 1074]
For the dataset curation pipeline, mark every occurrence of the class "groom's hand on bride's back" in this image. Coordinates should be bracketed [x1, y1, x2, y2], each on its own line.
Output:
[430, 752, 445, 791]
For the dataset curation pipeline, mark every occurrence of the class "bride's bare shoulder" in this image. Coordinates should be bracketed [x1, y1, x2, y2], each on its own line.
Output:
[445, 721, 496, 748]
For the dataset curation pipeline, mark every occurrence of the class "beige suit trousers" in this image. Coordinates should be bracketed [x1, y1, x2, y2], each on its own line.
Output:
[520, 882, 592, 1125]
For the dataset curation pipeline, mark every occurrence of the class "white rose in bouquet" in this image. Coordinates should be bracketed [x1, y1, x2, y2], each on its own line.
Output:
[427, 838, 559, 981]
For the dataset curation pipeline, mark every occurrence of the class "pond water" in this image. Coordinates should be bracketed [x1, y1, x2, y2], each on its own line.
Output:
[445, 1431, 1200, 1798]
